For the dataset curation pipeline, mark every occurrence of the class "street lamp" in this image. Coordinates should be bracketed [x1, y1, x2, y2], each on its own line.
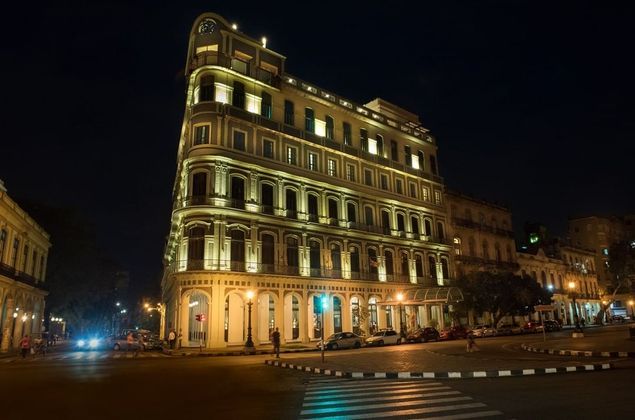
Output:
[244, 290, 255, 353]
[568, 281, 583, 334]
[397, 293, 405, 338]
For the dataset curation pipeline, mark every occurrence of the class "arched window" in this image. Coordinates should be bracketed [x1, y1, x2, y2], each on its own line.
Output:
[397, 214, 405, 232]
[286, 237, 299, 275]
[368, 248, 378, 278]
[424, 219, 432, 236]
[428, 256, 437, 281]
[230, 230, 245, 271]
[417, 150, 425, 170]
[415, 255, 424, 278]
[376, 134, 384, 157]
[401, 252, 409, 279]
[350, 247, 360, 278]
[309, 240, 321, 277]
[230, 177, 245, 209]
[384, 250, 394, 277]
[307, 194, 319, 222]
[286, 189, 297, 219]
[325, 115, 334, 139]
[261, 183, 274, 214]
[482, 240, 489, 260]
[381, 211, 391, 234]
[351, 297, 361, 335]
[437, 222, 445, 240]
[328, 198, 338, 223]
[347, 202, 357, 224]
[364, 206, 374, 226]
[192, 172, 207, 198]
[187, 227, 205, 270]
[331, 244, 342, 277]
[261, 234, 275, 273]
[440, 258, 449, 281]
[453, 237, 462, 255]
[333, 297, 342, 333]
[368, 297, 378, 334]
[411, 217, 419, 235]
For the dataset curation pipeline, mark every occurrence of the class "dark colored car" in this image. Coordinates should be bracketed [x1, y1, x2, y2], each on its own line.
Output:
[406, 327, 440, 343]
[543, 320, 562, 332]
[439, 326, 469, 340]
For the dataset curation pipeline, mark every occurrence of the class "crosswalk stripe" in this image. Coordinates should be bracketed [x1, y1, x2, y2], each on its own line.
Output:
[300, 396, 474, 416]
[306, 383, 444, 395]
[307, 380, 442, 390]
[302, 402, 489, 419]
[305, 387, 452, 402]
[303, 391, 461, 407]
[420, 410, 504, 420]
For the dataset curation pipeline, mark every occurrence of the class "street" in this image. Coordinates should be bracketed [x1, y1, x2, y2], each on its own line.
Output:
[1, 330, 634, 420]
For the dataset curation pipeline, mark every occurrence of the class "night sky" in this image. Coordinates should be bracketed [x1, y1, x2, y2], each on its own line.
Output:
[2, 1, 633, 299]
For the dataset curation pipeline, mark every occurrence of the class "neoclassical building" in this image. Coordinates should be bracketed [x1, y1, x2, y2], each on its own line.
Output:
[161, 13, 460, 349]
[0, 181, 49, 351]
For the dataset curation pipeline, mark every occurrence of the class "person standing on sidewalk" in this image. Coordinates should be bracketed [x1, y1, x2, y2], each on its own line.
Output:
[272, 327, 281, 358]
[19, 334, 31, 358]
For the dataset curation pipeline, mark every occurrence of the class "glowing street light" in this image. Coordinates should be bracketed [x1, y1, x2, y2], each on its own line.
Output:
[244, 290, 255, 353]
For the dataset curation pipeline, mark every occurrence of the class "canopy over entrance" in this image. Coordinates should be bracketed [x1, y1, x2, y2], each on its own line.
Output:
[376, 287, 464, 306]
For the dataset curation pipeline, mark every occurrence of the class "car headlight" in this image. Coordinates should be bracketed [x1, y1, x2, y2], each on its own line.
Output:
[77, 340, 86, 347]
[89, 339, 100, 349]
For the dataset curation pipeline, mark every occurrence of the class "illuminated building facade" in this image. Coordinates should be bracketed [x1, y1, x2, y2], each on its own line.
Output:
[0, 181, 49, 351]
[161, 13, 458, 348]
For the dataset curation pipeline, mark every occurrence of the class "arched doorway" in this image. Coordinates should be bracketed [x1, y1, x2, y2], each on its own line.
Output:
[284, 293, 301, 341]
[187, 291, 209, 347]
[224, 293, 245, 345]
[257, 292, 275, 342]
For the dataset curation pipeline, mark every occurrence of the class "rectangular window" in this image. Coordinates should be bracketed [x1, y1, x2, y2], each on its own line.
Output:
[22, 245, 28, 271]
[32, 250, 37, 276]
[376, 134, 384, 157]
[360, 128, 368, 152]
[261, 91, 272, 119]
[233, 130, 245, 151]
[11, 238, 19, 267]
[346, 164, 356, 182]
[404, 145, 412, 166]
[287, 146, 297, 165]
[409, 182, 417, 198]
[364, 169, 373, 186]
[391, 140, 398, 161]
[305, 108, 315, 132]
[194, 125, 209, 145]
[0, 229, 6, 261]
[422, 187, 430, 201]
[396, 179, 403, 195]
[380, 174, 388, 190]
[325, 116, 334, 140]
[263, 139, 274, 158]
[328, 159, 337, 177]
[232, 81, 245, 109]
[284, 100, 294, 125]
[343, 122, 352, 145]
[430, 155, 438, 175]
[198, 76, 214, 102]
[434, 190, 442, 204]
[308, 152, 318, 171]
[231, 58, 248, 75]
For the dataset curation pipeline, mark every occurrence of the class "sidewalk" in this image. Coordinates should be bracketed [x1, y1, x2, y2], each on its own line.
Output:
[163, 343, 318, 357]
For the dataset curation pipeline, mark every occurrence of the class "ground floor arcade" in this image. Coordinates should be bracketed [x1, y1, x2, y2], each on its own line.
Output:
[0, 277, 47, 351]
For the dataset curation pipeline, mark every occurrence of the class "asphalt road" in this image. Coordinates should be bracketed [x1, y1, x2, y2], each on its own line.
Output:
[1, 334, 633, 420]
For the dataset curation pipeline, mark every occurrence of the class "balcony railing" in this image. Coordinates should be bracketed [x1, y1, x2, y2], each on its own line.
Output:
[0, 262, 47, 290]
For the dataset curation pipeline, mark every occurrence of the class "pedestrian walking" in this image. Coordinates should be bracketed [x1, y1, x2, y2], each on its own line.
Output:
[19, 334, 31, 358]
[580, 317, 586, 328]
[126, 332, 135, 355]
[466, 332, 479, 353]
[168, 329, 176, 350]
[272, 327, 281, 358]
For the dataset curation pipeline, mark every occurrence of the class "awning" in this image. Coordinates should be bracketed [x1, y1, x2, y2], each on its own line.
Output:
[376, 287, 464, 306]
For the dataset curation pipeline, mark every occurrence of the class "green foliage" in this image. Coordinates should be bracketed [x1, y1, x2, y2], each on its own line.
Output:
[455, 271, 552, 326]
[607, 240, 635, 293]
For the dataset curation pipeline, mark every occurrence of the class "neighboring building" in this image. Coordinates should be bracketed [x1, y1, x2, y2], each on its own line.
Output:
[446, 190, 518, 277]
[161, 13, 460, 349]
[0, 181, 50, 351]
[517, 241, 601, 325]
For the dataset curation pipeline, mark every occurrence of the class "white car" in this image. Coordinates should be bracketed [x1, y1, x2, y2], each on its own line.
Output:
[365, 329, 402, 346]
[471, 325, 497, 337]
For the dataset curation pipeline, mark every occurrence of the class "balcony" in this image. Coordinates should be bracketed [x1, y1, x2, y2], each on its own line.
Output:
[1, 262, 47, 290]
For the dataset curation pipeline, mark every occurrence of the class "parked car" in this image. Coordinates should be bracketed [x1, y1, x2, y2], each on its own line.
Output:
[109, 333, 143, 351]
[406, 327, 440, 343]
[496, 324, 523, 336]
[522, 321, 544, 333]
[471, 325, 497, 337]
[365, 329, 402, 346]
[439, 326, 469, 340]
[317, 332, 363, 350]
[543, 320, 562, 332]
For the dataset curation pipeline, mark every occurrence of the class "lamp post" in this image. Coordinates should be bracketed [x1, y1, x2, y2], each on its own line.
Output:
[568, 281, 583, 335]
[244, 290, 255, 353]
[629, 300, 634, 320]
[397, 293, 405, 338]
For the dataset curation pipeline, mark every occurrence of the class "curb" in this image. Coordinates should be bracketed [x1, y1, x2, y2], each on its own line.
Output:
[163, 347, 317, 358]
[264, 359, 612, 379]
[521, 344, 635, 358]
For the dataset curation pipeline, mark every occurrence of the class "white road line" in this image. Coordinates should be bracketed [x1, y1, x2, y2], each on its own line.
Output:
[300, 396, 473, 416]
[305, 383, 445, 395]
[303, 391, 462, 407]
[302, 402, 488, 419]
[307, 380, 442, 390]
[304, 386, 451, 401]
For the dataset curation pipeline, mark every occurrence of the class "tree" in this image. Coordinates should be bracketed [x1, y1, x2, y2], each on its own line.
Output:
[455, 271, 552, 327]
[598, 239, 635, 323]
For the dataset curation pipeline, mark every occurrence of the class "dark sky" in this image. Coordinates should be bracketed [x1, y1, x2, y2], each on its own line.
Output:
[2, 1, 633, 298]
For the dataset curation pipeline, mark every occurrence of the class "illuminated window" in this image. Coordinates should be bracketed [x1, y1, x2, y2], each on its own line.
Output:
[232, 81, 245, 109]
[308, 152, 318, 171]
[305, 108, 315, 132]
[263, 139, 274, 158]
[284, 100, 294, 125]
[380, 174, 388, 190]
[422, 187, 430, 201]
[434, 190, 442, 204]
[453, 237, 462, 255]
[325, 115, 334, 140]
[260, 91, 272, 119]
[232, 130, 245, 151]
[343, 122, 352, 145]
[346, 164, 356, 182]
[360, 128, 368, 152]
[395, 179, 403, 195]
[193, 125, 209, 145]
[364, 169, 373, 186]
[328, 159, 337, 177]
[286, 146, 297, 165]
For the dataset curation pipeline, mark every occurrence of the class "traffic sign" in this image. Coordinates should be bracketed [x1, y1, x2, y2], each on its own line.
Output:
[534, 305, 555, 311]
[195, 314, 206, 322]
